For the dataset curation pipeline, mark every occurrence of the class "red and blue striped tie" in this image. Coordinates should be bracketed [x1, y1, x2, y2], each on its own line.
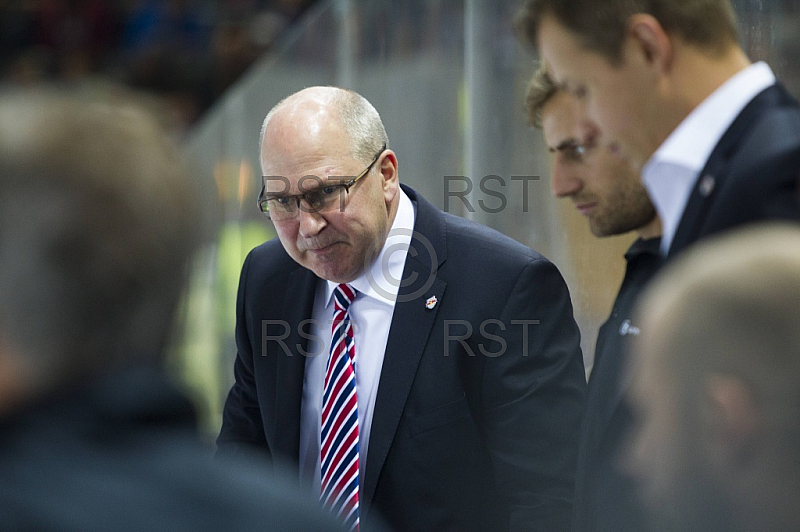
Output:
[321, 283, 360, 531]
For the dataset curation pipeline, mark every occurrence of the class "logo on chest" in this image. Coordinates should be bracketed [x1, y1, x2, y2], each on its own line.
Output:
[619, 319, 641, 336]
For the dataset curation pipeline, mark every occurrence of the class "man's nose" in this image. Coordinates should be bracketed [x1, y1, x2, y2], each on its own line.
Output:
[297, 203, 327, 238]
[551, 162, 583, 198]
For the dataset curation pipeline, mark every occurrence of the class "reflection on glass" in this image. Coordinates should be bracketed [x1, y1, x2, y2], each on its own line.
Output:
[180, 0, 800, 433]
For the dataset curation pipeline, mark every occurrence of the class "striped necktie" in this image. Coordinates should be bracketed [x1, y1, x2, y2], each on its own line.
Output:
[320, 283, 360, 531]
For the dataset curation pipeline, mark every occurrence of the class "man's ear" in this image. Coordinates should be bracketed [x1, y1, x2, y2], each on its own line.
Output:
[626, 14, 674, 75]
[379, 149, 399, 203]
[705, 374, 761, 464]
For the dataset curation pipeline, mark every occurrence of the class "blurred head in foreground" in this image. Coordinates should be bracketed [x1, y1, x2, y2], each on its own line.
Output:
[626, 223, 800, 531]
[0, 89, 344, 531]
[0, 89, 202, 412]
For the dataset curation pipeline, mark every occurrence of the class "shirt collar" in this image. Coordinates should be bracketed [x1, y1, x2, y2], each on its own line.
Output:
[624, 236, 662, 262]
[642, 62, 776, 255]
[645, 61, 775, 174]
[324, 188, 416, 308]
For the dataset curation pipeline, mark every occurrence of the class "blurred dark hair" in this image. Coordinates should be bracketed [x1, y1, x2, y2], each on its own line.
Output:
[514, 0, 740, 64]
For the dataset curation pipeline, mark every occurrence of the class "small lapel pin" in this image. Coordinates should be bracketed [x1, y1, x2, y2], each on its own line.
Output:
[425, 295, 438, 310]
[699, 175, 716, 197]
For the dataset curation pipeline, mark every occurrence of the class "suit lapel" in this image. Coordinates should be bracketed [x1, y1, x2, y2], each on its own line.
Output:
[361, 187, 448, 516]
[670, 84, 786, 256]
[273, 266, 318, 463]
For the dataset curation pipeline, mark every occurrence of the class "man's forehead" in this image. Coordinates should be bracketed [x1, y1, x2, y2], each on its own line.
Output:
[263, 120, 343, 156]
[546, 66, 583, 95]
[542, 94, 579, 147]
[262, 95, 349, 156]
[261, 128, 351, 179]
[537, 16, 595, 80]
[543, 63, 569, 87]
[263, 168, 346, 194]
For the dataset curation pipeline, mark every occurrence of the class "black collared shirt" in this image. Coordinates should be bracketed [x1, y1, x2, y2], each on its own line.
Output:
[573, 237, 662, 532]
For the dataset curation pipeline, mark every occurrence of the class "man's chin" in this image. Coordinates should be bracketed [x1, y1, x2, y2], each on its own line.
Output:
[588, 220, 615, 238]
[308, 260, 360, 285]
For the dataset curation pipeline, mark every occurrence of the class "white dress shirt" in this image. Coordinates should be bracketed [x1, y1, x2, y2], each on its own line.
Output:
[642, 61, 776, 254]
[298, 188, 416, 492]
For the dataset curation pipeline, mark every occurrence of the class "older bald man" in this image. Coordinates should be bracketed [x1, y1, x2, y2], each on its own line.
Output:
[218, 86, 587, 531]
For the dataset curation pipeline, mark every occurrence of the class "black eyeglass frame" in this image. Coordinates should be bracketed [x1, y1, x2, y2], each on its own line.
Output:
[258, 142, 387, 220]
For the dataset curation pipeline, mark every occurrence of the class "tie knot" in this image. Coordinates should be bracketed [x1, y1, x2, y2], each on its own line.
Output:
[334, 283, 357, 311]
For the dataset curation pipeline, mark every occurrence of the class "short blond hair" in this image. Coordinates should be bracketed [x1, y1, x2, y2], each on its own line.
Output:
[525, 62, 559, 128]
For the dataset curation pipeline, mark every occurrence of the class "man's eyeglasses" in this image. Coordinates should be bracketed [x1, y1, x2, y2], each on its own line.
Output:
[258, 143, 386, 221]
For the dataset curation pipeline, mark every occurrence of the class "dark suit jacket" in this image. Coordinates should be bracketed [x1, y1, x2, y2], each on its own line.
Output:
[218, 185, 587, 531]
[669, 83, 800, 257]
[0, 367, 340, 531]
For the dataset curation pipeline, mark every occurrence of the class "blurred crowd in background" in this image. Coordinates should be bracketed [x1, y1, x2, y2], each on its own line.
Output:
[3, 1, 800, 138]
[0, 0, 314, 136]
[5, 0, 800, 441]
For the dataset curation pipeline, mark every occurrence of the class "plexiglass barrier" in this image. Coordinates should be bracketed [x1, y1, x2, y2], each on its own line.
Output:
[178, 0, 800, 433]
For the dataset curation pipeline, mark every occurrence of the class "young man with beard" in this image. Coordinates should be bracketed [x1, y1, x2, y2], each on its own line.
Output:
[516, 0, 800, 258]
[526, 65, 660, 531]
